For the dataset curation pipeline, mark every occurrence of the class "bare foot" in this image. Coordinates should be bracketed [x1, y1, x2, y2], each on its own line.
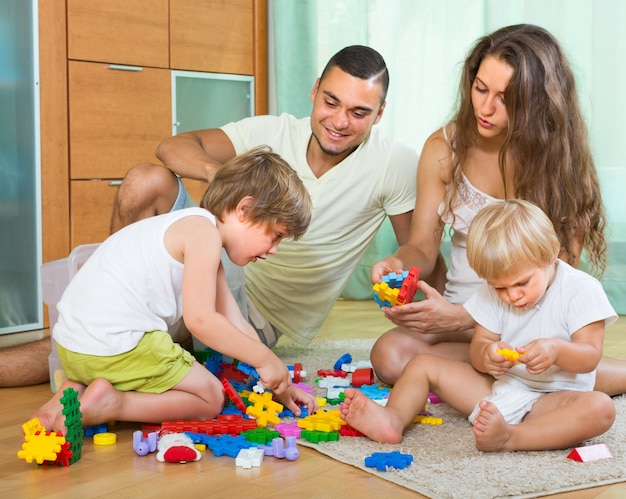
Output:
[31, 380, 86, 435]
[472, 400, 512, 452]
[76, 378, 124, 428]
[340, 388, 404, 443]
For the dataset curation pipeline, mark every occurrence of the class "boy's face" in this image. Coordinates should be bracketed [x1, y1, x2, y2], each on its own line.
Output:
[486, 261, 556, 310]
[226, 220, 288, 266]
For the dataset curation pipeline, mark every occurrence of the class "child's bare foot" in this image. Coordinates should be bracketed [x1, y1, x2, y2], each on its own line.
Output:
[31, 380, 86, 435]
[472, 400, 512, 452]
[77, 378, 124, 428]
[340, 388, 404, 443]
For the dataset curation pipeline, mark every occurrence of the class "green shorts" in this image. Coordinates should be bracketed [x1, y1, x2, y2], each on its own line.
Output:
[56, 330, 195, 394]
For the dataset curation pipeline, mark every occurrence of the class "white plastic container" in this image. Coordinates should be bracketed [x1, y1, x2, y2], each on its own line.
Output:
[41, 243, 100, 392]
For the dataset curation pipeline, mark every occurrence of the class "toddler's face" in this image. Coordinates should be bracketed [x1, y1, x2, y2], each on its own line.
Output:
[487, 261, 556, 310]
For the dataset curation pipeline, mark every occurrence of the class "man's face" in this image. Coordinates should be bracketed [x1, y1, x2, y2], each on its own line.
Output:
[309, 66, 386, 160]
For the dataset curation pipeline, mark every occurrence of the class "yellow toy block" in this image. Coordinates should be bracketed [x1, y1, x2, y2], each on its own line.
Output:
[372, 282, 400, 307]
[297, 409, 345, 432]
[497, 348, 522, 363]
[22, 418, 45, 436]
[413, 415, 443, 426]
[18, 431, 66, 464]
[245, 391, 283, 427]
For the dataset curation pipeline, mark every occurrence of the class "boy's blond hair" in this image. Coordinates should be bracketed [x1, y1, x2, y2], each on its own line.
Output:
[467, 200, 560, 280]
[200, 146, 312, 239]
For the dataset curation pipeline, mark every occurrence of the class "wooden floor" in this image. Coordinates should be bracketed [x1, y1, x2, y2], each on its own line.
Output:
[2, 300, 626, 498]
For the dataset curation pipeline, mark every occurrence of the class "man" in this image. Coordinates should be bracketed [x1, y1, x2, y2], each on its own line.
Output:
[110, 45, 420, 347]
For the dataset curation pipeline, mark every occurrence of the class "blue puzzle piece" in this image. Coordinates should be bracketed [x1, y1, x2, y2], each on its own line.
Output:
[364, 451, 413, 471]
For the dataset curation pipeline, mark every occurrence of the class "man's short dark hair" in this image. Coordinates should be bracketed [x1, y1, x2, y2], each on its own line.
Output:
[320, 45, 389, 102]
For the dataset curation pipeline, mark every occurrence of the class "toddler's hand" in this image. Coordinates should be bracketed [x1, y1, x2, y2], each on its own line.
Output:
[274, 386, 318, 417]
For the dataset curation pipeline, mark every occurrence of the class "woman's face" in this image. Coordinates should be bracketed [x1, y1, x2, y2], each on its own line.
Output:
[471, 56, 514, 141]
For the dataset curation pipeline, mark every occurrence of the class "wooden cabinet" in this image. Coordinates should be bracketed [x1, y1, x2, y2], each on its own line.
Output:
[68, 61, 172, 179]
[40, 1, 268, 260]
[170, 0, 254, 74]
[67, 0, 169, 68]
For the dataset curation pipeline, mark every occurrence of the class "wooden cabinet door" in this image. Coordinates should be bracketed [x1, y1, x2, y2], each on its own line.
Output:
[67, 0, 169, 68]
[68, 61, 172, 180]
[70, 179, 120, 247]
[170, 0, 254, 74]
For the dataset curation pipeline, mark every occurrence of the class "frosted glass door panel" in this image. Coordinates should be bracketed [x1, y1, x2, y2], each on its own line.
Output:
[0, 0, 42, 333]
[172, 71, 254, 135]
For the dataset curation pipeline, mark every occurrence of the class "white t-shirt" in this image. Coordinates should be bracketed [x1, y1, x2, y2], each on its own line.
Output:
[54, 208, 215, 356]
[464, 259, 617, 392]
[222, 113, 418, 344]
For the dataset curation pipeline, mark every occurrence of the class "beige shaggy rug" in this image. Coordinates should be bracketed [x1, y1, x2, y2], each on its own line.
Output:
[274, 339, 626, 499]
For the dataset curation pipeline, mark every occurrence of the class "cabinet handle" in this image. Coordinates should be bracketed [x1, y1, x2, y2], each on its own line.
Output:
[108, 180, 123, 186]
[107, 64, 143, 72]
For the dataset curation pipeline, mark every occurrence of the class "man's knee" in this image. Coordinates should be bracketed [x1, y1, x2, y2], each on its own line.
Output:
[112, 163, 179, 231]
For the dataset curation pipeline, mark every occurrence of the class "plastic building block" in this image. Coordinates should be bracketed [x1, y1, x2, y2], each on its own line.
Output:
[340, 360, 373, 372]
[317, 376, 351, 389]
[414, 415, 443, 425]
[161, 415, 257, 436]
[364, 451, 414, 471]
[236, 448, 264, 468]
[339, 424, 366, 437]
[497, 348, 522, 363]
[397, 267, 420, 305]
[241, 427, 280, 444]
[293, 381, 314, 394]
[287, 363, 307, 383]
[567, 443, 612, 462]
[333, 353, 352, 370]
[259, 436, 299, 461]
[83, 423, 108, 437]
[18, 431, 66, 464]
[299, 430, 339, 443]
[382, 270, 409, 288]
[274, 421, 303, 438]
[59, 387, 83, 465]
[205, 434, 254, 458]
[351, 368, 375, 387]
[317, 369, 348, 378]
[22, 418, 45, 436]
[93, 432, 117, 445]
[245, 391, 283, 427]
[222, 378, 248, 413]
[358, 384, 391, 401]
[374, 267, 420, 307]
[133, 430, 158, 456]
[219, 363, 250, 384]
[372, 281, 399, 308]
[428, 392, 443, 404]
[297, 409, 345, 432]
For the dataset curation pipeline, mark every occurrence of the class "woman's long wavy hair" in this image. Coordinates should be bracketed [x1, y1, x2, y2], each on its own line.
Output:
[445, 24, 607, 275]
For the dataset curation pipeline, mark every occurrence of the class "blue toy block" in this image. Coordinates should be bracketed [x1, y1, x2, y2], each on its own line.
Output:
[364, 451, 413, 471]
[333, 353, 352, 371]
[204, 434, 255, 458]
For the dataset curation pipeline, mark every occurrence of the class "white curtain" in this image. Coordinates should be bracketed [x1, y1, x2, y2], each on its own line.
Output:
[270, 0, 626, 310]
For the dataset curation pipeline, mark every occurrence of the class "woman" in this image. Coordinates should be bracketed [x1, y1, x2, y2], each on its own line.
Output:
[370, 24, 624, 395]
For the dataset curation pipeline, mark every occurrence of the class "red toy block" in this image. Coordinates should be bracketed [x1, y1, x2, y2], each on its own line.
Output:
[397, 267, 420, 305]
[221, 378, 247, 413]
[351, 368, 375, 387]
